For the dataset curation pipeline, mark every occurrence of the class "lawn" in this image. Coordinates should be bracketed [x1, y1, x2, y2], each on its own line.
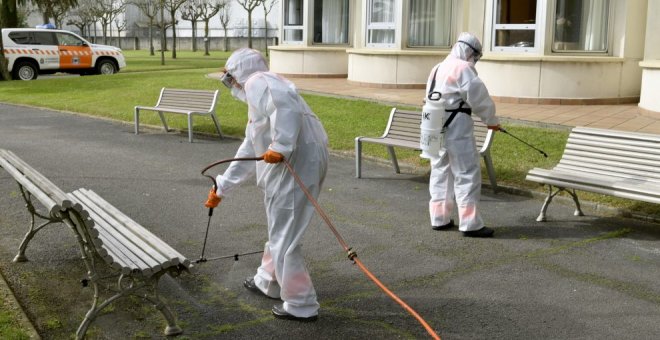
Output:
[0, 50, 657, 216]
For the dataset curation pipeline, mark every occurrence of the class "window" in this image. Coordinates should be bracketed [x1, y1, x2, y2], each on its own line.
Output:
[553, 0, 609, 52]
[367, 0, 396, 47]
[493, 0, 537, 52]
[313, 0, 349, 44]
[32, 32, 57, 45]
[284, 0, 304, 43]
[408, 0, 452, 48]
[8, 32, 31, 44]
[55, 32, 85, 46]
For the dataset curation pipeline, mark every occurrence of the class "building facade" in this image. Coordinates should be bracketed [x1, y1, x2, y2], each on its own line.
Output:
[269, 0, 660, 114]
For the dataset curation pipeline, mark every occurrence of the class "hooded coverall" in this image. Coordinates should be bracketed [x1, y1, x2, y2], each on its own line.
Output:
[215, 48, 329, 318]
[427, 33, 499, 232]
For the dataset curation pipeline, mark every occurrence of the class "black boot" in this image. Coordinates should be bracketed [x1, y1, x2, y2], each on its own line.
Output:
[462, 226, 494, 238]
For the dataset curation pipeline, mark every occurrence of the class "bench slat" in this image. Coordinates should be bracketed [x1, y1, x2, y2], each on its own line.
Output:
[0, 153, 61, 216]
[77, 188, 190, 268]
[70, 190, 167, 276]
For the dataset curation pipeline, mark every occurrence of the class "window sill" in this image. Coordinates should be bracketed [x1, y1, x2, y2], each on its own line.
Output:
[639, 60, 660, 69]
[269, 45, 349, 52]
[482, 54, 624, 63]
[346, 48, 450, 56]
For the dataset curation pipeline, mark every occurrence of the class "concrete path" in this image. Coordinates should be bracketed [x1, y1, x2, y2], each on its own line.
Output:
[0, 103, 659, 339]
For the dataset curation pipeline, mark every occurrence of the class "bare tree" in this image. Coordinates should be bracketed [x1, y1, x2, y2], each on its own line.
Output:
[180, 0, 203, 52]
[33, 0, 78, 27]
[90, 0, 125, 44]
[236, 0, 263, 48]
[67, 0, 96, 38]
[163, 0, 186, 58]
[114, 18, 126, 48]
[261, 0, 276, 56]
[217, 0, 231, 52]
[131, 0, 160, 55]
[198, 0, 224, 55]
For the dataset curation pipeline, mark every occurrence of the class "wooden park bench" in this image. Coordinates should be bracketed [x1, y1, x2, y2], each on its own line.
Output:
[134, 87, 223, 143]
[0, 149, 192, 339]
[526, 127, 660, 221]
[355, 107, 498, 192]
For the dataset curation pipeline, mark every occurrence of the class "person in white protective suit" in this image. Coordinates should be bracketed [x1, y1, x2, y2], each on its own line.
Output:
[205, 48, 329, 321]
[425, 32, 500, 238]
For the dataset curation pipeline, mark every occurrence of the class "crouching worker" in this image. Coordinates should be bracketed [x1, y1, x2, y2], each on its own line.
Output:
[205, 48, 329, 321]
[425, 32, 500, 238]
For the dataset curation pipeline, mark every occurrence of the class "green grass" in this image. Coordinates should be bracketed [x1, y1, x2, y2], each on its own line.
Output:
[0, 305, 30, 339]
[0, 50, 658, 217]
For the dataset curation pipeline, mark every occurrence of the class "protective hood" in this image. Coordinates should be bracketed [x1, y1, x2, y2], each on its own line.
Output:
[224, 48, 269, 86]
[450, 32, 483, 64]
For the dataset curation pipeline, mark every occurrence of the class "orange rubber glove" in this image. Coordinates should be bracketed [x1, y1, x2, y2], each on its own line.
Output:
[487, 125, 501, 131]
[262, 149, 284, 163]
[205, 187, 221, 208]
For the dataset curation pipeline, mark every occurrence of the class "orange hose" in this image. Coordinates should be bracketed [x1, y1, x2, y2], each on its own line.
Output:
[282, 159, 441, 340]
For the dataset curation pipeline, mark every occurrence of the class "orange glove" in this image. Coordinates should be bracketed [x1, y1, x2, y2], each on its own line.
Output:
[205, 187, 221, 208]
[487, 125, 501, 131]
[262, 149, 284, 163]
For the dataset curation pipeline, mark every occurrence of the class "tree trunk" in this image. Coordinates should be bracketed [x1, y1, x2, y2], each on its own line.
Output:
[0, 34, 12, 81]
[1, 0, 19, 28]
[223, 28, 228, 52]
[171, 11, 177, 59]
[192, 21, 197, 52]
[204, 20, 210, 56]
[247, 11, 252, 48]
[149, 19, 155, 55]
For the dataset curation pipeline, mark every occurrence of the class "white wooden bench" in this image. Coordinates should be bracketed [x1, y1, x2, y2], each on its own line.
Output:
[134, 87, 223, 142]
[355, 107, 498, 192]
[526, 127, 660, 221]
[0, 149, 192, 339]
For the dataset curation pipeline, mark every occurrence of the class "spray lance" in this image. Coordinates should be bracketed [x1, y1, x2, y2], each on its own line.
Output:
[499, 127, 548, 158]
[196, 156, 442, 339]
[195, 157, 265, 264]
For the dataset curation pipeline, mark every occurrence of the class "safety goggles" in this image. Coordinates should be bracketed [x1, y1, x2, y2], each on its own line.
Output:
[457, 40, 483, 62]
[219, 70, 235, 89]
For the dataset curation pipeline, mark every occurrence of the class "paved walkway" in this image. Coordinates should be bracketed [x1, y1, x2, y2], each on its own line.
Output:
[288, 77, 660, 134]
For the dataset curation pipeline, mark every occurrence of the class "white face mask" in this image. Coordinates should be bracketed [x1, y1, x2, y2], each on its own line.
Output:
[231, 86, 247, 103]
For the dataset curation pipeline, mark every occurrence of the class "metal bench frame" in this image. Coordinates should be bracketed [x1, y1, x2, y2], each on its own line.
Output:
[526, 127, 660, 221]
[134, 87, 223, 142]
[0, 149, 191, 339]
[355, 107, 498, 192]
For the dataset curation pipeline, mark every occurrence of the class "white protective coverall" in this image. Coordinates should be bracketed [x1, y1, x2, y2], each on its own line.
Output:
[215, 48, 329, 318]
[427, 33, 499, 232]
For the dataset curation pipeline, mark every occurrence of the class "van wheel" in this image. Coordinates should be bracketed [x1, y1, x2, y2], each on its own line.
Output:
[96, 60, 117, 75]
[12, 61, 38, 80]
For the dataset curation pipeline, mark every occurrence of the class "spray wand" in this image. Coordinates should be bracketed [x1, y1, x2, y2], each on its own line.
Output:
[499, 127, 548, 158]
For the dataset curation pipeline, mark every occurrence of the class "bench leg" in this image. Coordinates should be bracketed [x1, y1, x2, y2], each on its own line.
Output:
[143, 285, 183, 336]
[14, 186, 63, 262]
[482, 152, 498, 193]
[158, 111, 170, 132]
[187, 114, 194, 143]
[211, 113, 223, 139]
[355, 138, 362, 178]
[566, 188, 585, 217]
[537, 185, 559, 222]
[387, 146, 400, 174]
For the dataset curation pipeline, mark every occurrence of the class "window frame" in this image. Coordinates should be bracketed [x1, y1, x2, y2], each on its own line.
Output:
[550, 0, 611, 54]
[282, 0, 305, 45]
[491, 0, 541, 53]
[405, 0, 454, 49]
[311, 0, 351, 46]
[366, 0, 398, 48]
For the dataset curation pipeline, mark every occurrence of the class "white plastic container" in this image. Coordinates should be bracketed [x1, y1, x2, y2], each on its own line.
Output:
[420, 98, 444, 159]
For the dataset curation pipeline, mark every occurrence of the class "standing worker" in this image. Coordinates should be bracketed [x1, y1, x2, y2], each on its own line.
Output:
[205, 48, 329, 321]
[424, 32, 500, 238]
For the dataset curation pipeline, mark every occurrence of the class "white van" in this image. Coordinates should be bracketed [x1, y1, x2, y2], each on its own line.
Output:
[2, 28, 127, 80]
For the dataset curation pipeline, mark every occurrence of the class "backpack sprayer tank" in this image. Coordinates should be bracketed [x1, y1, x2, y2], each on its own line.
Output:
[420, 91, 444, 159]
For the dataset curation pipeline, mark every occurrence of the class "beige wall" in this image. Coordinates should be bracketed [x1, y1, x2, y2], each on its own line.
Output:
[639, 0, 660, 112]
[269, 47, 349, 76]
